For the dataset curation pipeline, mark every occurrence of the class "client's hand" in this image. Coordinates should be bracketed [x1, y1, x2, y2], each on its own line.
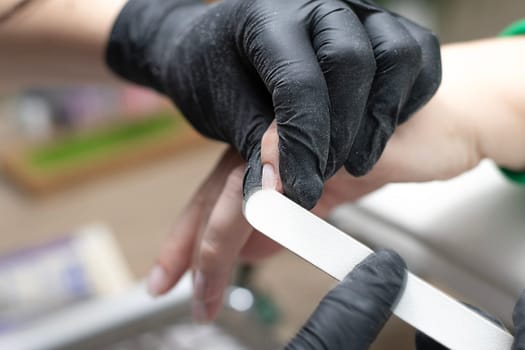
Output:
[147, 88, 481, 322]
[147, 37, 525, 328]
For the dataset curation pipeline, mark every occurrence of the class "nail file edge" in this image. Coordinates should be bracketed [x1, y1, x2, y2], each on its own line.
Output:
[243, 189, 514, 350]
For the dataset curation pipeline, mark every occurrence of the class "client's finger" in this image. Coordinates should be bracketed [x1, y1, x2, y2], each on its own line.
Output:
[192, 120, 283, 321]
[260, 120, 283, 192]
[147, 148, 242, 296]
[192, 164, 254, 322]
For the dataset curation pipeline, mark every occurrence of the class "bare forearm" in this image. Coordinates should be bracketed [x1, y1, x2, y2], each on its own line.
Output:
[438, 37, 525, 170]
[0, 0, 127, 91]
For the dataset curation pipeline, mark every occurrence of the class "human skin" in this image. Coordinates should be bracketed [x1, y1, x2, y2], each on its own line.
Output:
[0, 0, 126, 91]
[148, 37, 525, 321]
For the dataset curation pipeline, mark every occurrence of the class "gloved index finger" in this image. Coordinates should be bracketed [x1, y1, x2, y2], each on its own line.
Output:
[241, 6, 331, 209]
[513, 290, 525, 350]
[286, 250, 406, 350]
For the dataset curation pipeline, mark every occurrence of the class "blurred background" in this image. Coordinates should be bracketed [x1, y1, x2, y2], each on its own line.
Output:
[1, 0, 525, 349]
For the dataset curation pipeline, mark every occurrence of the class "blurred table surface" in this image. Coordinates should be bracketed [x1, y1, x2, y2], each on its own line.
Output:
[0, 141, 223, 276]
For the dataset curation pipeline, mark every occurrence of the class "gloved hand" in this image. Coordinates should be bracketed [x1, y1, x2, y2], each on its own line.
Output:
[286, 249, 407, 349]
[415, 292, 525, 350]
[106, 0, 441, 208]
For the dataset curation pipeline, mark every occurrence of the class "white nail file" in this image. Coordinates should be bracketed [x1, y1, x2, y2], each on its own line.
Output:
[243, 189, 514, 350]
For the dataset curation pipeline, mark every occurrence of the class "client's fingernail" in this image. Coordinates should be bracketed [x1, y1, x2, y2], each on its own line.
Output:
[193, 271, 206, 300]
[147, 265, 167, 297]
[262, 163, 277, 189]
[192, 300, 209, 323]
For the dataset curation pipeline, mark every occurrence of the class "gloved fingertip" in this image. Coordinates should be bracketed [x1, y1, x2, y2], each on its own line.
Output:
[346, 122, 391, 177]
[373, 249, 407, 272]
[514, 290, 525, 324]
[276, 120, 327, 209]
[299, 249, 406, 350]
[345, 161, 374, 177]
[415, 330, 448, 350]
[345, 146, 384, 177]
[513, 290, 525, 349]
[283, 173, 324, 209]
[242, 148, 263, 200]
[348, 249, 407, 286]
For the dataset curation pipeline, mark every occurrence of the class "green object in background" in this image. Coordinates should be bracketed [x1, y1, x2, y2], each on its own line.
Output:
[498, 19, 525, 185]
[253, 292, 280, 326]
[500, 19, 525, 36]
[28, 112, 179, 171]
[500, 167, 525, 185]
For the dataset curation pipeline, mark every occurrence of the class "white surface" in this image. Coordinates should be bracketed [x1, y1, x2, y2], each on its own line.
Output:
[357, 161, 515, 231]
[0, 274, 193, 350]
[329, 161, 525, 322]
[356, 161, 525, 294]
[75, 223, 133, 295]
[244, 189, 514, 350]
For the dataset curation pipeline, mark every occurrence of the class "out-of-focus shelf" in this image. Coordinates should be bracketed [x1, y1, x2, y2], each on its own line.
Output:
[1, 111, 206, 195]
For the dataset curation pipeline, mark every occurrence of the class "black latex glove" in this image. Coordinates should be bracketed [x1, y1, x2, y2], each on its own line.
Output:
[415, 292, 525, 350]
[286, 249, 407, 350]
[106, 0, 441, 209]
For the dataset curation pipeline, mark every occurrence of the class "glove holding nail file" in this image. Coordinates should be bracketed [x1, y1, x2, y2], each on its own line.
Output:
[244, 189, 514, 349]
[287, 251, 525, 350]
[106, 0, 441, 209]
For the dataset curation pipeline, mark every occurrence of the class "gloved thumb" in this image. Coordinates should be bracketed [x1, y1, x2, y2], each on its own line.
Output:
[286, 250, 407, 350]
[242, 118, 274, 200]
[513, 290, 525, 350]
[243, 120, 283, 200]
